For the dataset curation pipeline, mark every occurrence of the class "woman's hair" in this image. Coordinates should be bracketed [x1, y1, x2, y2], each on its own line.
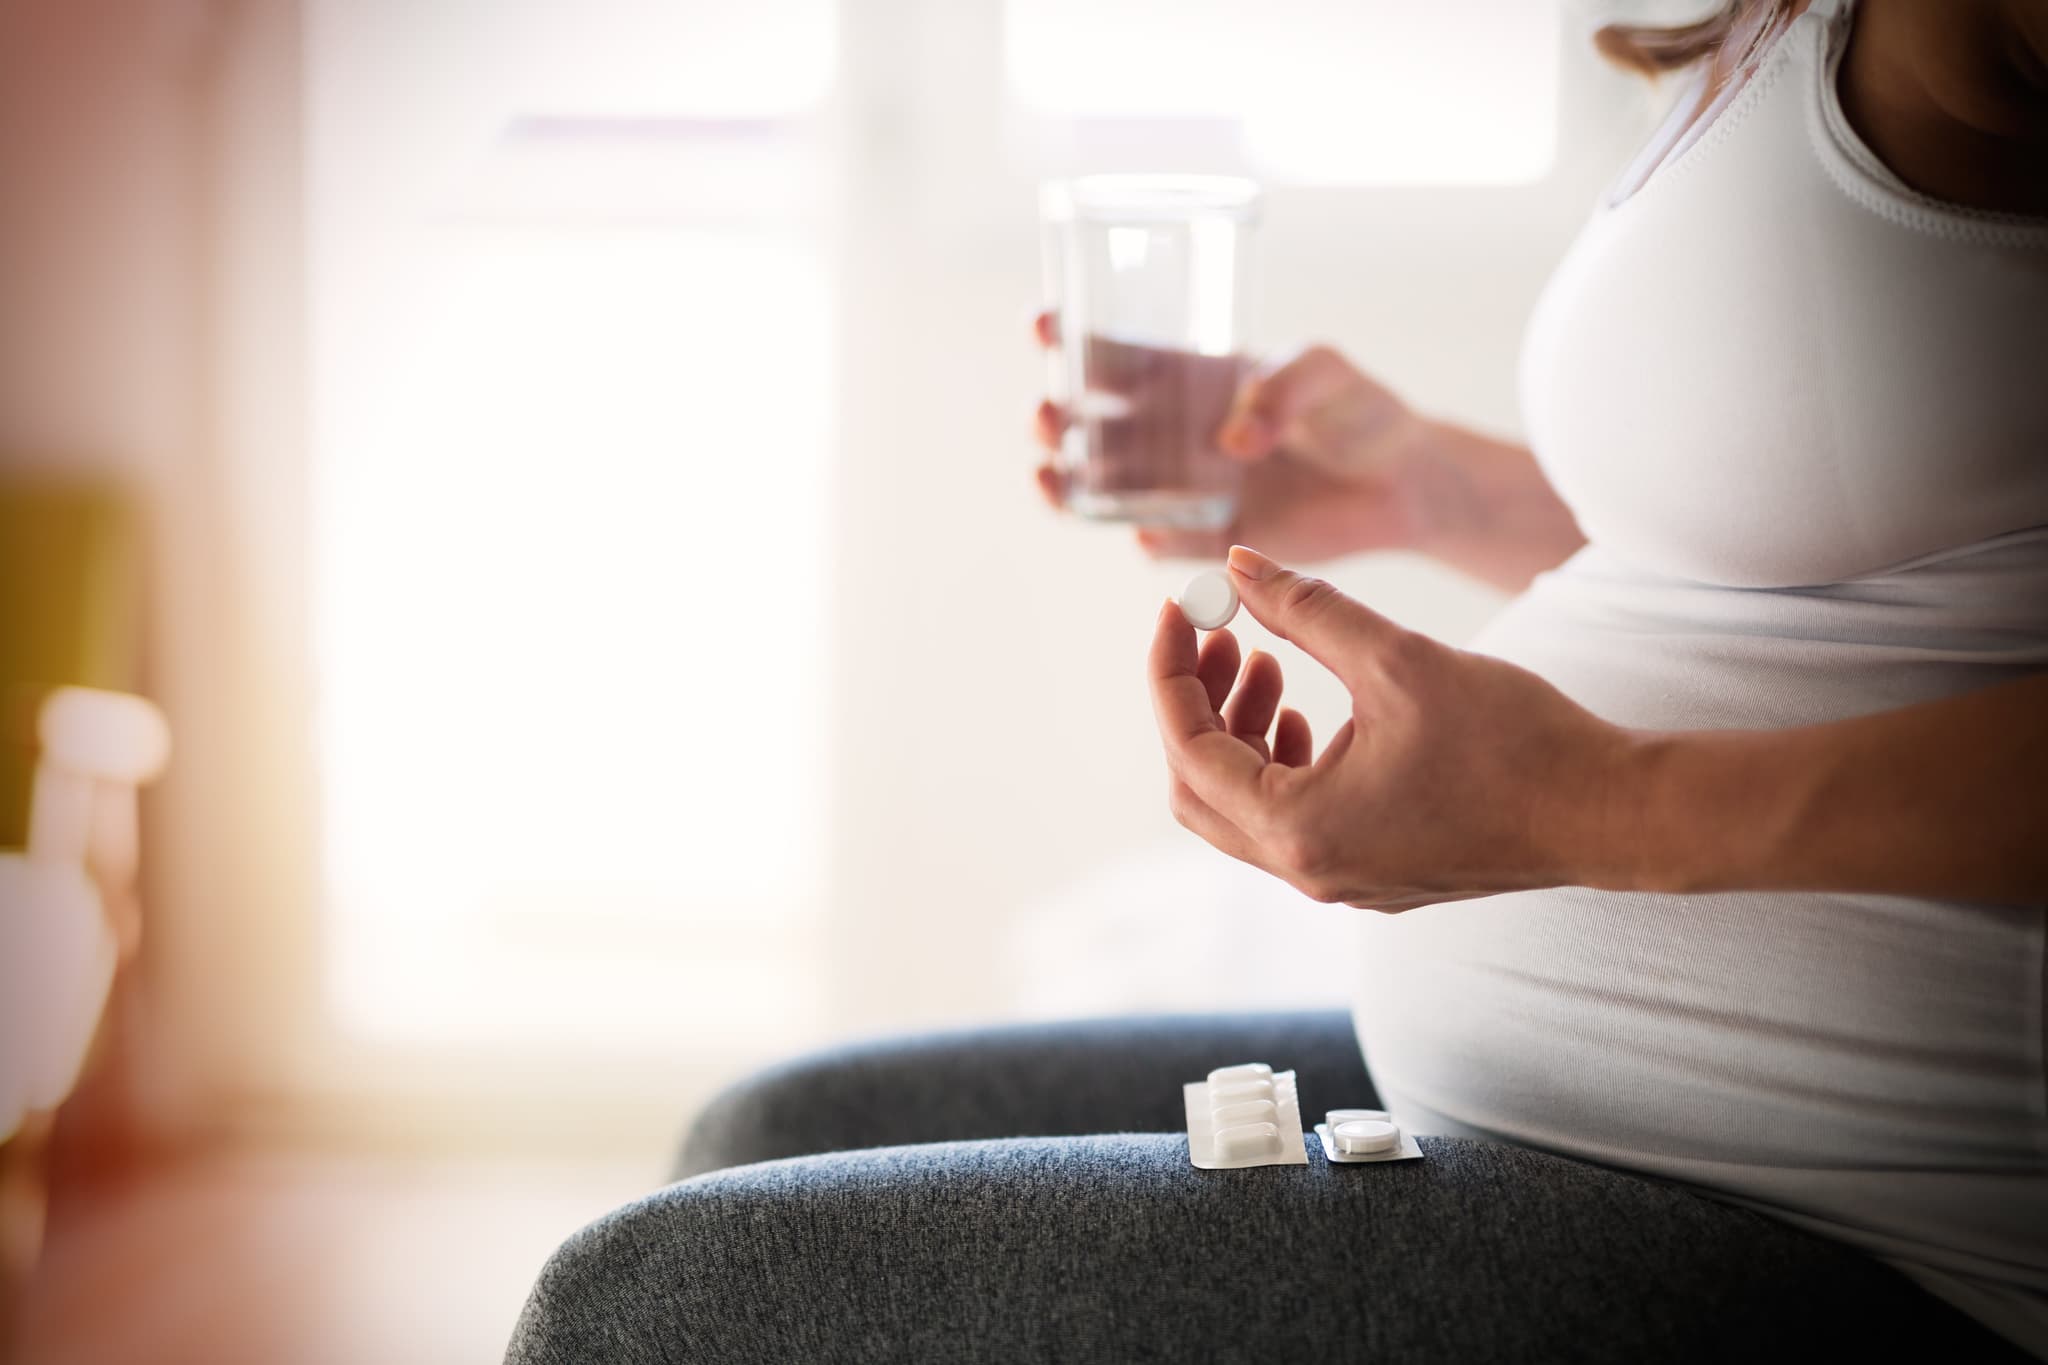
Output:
[1594, 0, 1795, 76]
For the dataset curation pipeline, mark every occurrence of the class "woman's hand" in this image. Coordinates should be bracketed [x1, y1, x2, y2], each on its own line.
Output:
[1030, 312, 1439, 564]
[1149, 544, 1640, 910]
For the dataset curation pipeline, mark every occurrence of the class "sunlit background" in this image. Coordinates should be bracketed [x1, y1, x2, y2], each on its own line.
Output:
[1, 0, 1703, 1359]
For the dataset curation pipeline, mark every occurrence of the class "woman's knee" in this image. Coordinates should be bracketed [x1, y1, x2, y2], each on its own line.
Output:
[507, 1195, 665, 1364]
[674, 1045, 869, 1177]
[673, 1019, 1132, 1177]
[519, 1135, 1212, 1365]
[508, 1174, 774, 1364]
[673, 1027, 994, 1176]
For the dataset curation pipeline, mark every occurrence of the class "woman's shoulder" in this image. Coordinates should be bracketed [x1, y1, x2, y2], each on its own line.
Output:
[1837, 0, 2048, 214]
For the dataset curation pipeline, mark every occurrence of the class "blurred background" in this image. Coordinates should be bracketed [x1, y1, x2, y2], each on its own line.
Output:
[0, 0, 1698, 1359]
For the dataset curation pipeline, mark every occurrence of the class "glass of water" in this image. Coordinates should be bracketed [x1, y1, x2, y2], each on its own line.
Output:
[1040, 174, 1262, 531]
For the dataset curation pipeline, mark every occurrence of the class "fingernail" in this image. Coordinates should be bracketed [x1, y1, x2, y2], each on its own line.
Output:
[1228, 545, 1278, 580]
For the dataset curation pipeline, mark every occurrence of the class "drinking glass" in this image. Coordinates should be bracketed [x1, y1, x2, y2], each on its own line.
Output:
[1040, 174, 1262, 530]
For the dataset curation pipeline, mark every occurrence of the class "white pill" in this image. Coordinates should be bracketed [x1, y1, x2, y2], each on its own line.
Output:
[1325, 1109, 1391, 1128]
[1333, 1119, 1400, 1155]
[1179, 570, 1239, 631]
[1212, 1099, 1279, 1129]
[1214, 1121, 1282, 1162]
[1209, 1080, 1274, 1108]
[1207, 1062, 1272, 1086]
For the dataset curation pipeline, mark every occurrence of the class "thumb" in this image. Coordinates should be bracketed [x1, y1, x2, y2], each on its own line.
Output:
[1218, 344, 1360, 460]
[1225, 544, 1403, 681]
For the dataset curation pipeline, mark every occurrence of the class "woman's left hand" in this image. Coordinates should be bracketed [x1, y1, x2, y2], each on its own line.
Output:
[1149, 545, 1642, 911]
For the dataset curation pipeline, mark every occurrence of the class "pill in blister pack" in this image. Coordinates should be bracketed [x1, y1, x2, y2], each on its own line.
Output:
[1183, 1062, 1308, 1169]
[1314, 1108, 1424, 1164]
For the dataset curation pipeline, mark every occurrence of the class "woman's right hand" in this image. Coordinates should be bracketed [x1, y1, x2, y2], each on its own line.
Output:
[1031, 311, 1442, 563]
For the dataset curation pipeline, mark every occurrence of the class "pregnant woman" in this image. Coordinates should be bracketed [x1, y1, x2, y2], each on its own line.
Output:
[510, 2, 2046, 1360]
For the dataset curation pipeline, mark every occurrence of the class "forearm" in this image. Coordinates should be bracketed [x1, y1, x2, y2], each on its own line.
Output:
[1407, 421, 1586, 594]
[1593, 673, 2048, 903]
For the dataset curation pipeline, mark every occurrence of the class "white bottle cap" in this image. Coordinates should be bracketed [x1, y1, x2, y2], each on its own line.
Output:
[1178, 570, 1239, 631]
[1333, 1119, 1400, 1155]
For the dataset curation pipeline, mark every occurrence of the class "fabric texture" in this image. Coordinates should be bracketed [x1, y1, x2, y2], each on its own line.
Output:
[507, 1014, 2028, 1363]
[1358, 2, 2048, 1356]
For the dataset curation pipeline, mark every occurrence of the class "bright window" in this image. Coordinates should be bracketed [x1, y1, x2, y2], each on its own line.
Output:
[1003, 0, 1559, 184]
[306, 0, 836, 1051]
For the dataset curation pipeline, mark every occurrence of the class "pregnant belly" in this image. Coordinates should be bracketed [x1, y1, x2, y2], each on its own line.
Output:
[1463, 529, 2048, 735]
[1351, 531, 2048, 1275]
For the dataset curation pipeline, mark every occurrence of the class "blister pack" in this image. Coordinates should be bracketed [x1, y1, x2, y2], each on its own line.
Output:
[1313, 1108, 1424, 1164]
[1183, 1063, 1308, 1169]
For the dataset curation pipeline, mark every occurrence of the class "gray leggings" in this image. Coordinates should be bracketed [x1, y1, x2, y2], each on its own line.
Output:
[507, 1012, 2028, 1363]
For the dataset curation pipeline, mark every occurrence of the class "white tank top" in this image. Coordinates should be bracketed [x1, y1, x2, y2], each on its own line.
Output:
[1352, 0, 2048, 1354]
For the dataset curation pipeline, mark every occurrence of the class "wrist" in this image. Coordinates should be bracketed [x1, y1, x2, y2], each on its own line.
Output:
[1401, 420, 1585, 593]
[1607, 730, 1681, 893]
[1387, 415, 1473, 552]
[1550, 726, 1686, 894]
[1584, 728, 1810, 896]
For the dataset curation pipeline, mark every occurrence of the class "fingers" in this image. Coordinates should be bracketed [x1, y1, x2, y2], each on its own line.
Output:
[1032, 319, 1067, 509]
[1273, 707, 1313, 767]
[1218, 344, 1362, 460]
[1221, 650, 1283, 761]
[1034, 397, 1069, 509]
[1148, 601, 1270, 826]
[1225, 544, 1409, 685]
[1167, 776, 1275, 874]
[1150, 599, 1222, 742]
[1315, 718, 1358, 774]
[1034, 398, 1067, 452]
[1194, 630, 1243, 715]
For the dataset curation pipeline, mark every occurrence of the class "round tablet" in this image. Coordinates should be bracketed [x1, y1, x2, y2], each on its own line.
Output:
[1179, 570, 1239, 631]
[1325, 1109, 1391, 1128]
[1333, 1119, 1399, 1155]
